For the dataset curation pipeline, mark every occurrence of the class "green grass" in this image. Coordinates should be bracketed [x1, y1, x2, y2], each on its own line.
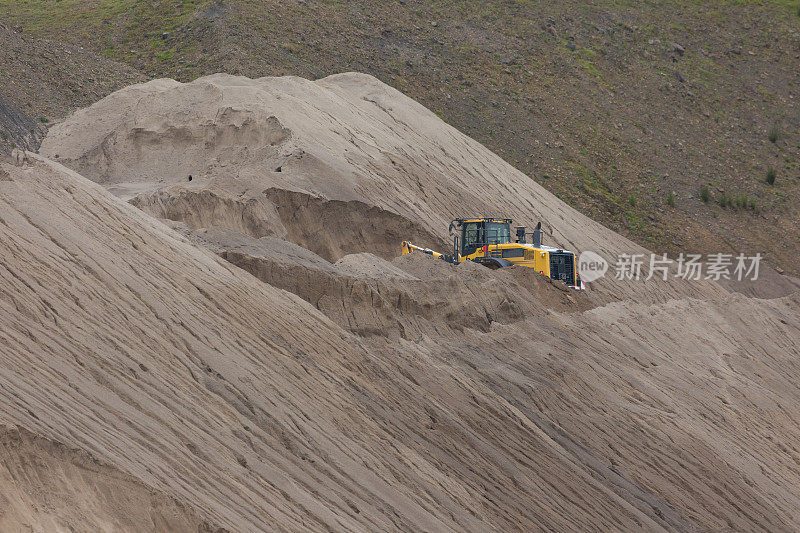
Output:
[281, 42, 302, 54]
[726, 0, 799, 9]
[577, 58, 602, 79]
[768, 124, 779, 143]
[766, 167, 777, 185]
[700, 186, 710, 203]
[717, 191, 759, 212]
[0, 0, 208, 62]
[624, 210, 645, 232]
[156, 49, 175, 62]
[667, 191, 675, 207]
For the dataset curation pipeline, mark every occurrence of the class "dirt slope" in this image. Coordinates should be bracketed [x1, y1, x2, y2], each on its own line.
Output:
[0, 69, 795, 531]
[3, 154, 800, 531]
[2, 0, 798, 272]
[0, 425, 212, 532]
[0, 23, 143, 154]
[0, 156, 656, 531]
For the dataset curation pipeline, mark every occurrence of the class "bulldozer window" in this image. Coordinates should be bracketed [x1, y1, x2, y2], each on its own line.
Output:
[486, 222, 511, 245]
[462, 222, 484, 256]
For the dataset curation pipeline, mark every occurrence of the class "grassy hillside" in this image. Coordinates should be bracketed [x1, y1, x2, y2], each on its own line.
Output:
[1, 0, 798, 272]
[0, 18, 142, 152]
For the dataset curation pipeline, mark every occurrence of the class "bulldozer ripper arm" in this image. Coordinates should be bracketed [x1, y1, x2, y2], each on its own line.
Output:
[401, 241, 443, 259]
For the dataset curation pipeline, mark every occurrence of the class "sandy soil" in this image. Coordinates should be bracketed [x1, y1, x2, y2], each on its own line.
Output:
[40, 73, 732, 306]
[2, 73, 799, 531]
[0, 425, 212, 532]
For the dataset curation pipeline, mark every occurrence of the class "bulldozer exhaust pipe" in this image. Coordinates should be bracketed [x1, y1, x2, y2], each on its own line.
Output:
[532, 222, 542, 247]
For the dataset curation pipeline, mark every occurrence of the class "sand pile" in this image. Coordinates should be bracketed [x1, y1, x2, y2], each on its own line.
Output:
[3, 72, 799, 531]
[40, 73, 729, 304]
[0, 155, 677, 532]
[335, 253, 417, 280]
[0, 425, 210, 532]
[172, 223, 565, 337]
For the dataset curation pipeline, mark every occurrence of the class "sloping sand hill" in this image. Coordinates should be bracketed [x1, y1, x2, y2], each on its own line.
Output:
[0, 73, 797, 531]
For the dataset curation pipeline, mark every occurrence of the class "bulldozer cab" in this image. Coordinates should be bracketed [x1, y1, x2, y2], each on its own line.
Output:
[457, 218, 512, 257]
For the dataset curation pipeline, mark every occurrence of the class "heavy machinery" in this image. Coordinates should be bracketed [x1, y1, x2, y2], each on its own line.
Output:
[401, 217, 584, 289]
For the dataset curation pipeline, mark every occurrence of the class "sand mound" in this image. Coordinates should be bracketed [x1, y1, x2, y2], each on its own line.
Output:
[176, 226, 550, 337]
[132, 185, 288, 241]
[169, 223, 339, 274]
[392, 249, 504, 282]
[718, 270, 800, 299]
[2, 156, 669, 531]
[1, 157, 483, 531]
[0, 425, 212, 533]
[335, 253, 417, 280]
[40, 73, 726, 304]
[13, 71, 800, 531]
[131, 185, 445, 263]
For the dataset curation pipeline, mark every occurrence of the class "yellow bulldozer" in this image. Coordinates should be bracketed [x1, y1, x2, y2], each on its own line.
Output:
[401, 217, 584, 289]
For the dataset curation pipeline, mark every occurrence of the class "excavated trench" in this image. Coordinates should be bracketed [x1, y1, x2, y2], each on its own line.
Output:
[263, 187, 447, 262]
[133, 186, 447, 264]
[143, 185, 595, 339]
[200, 236, 593, 338]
